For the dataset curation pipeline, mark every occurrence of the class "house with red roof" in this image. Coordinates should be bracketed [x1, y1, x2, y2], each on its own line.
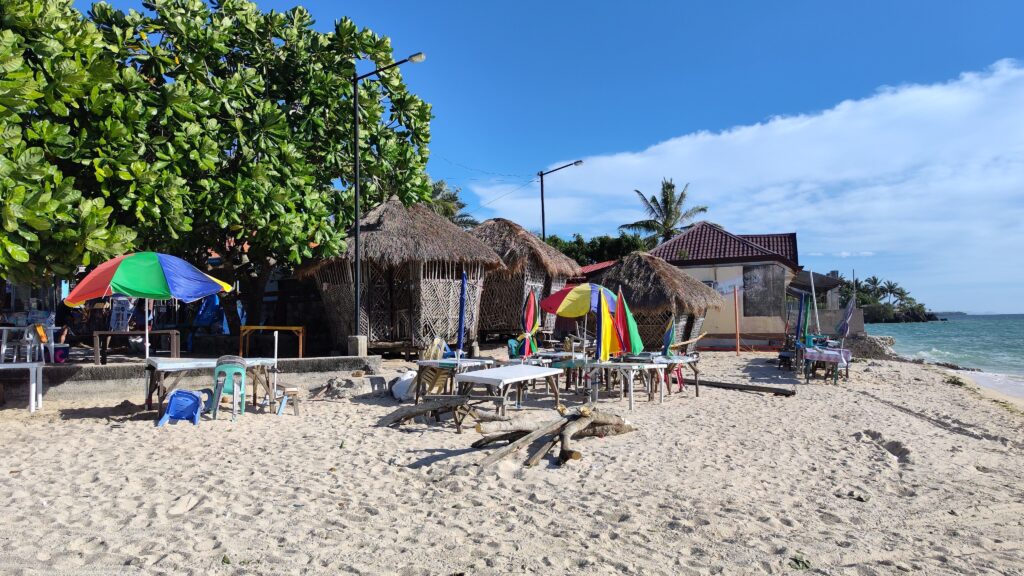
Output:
[649, 221, 800, 344]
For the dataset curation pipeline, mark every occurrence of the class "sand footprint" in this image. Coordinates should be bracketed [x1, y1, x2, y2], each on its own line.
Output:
[168, 493, 206, 516]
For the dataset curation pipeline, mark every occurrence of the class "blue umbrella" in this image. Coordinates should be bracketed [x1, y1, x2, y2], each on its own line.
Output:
[456, 270, 467, 354]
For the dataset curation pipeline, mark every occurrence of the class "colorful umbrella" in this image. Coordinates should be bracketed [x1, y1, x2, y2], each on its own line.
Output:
[614, 287, 644, 355]
[518, 289, 540, 358]
[595, 288, 620, 363]
[65, 252, 232, 358]
[540, 283, 617, 318]
[661, 316, 676, 356]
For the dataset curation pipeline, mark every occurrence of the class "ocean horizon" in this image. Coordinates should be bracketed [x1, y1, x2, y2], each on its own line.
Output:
[866, 313, 1024, 398]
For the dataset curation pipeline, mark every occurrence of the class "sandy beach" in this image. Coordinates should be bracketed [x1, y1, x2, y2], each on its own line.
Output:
[1, 352, 1023, 575]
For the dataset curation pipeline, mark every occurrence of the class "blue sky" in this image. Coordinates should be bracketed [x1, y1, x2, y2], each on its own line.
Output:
[82, 1, 1024, 313]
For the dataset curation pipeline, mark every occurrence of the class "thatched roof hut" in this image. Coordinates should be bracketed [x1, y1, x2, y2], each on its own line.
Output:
[598, 252, 724, 350]
[470, 218, 582, 335]
[299, 197, 502, 352]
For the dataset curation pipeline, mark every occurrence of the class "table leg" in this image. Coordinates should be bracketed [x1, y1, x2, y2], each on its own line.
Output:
[145, 369, 156, 410]
[628, 370, 634, 411]
[515, 382, 523, 409]
[238, 331, 244, 356]
[29, 367, 36, 413]
[298, 330, 304, 358]
[658, 368, 665, 404]
[37, 366, 43, 410]
[414, 366, 426, 405]
[93, 334, 101, 365]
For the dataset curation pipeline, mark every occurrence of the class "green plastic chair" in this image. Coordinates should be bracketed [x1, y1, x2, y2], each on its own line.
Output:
[212, 362, 246, 419]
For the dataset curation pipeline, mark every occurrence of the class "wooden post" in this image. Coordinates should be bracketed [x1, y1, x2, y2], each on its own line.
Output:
[733, 286, 740, 355]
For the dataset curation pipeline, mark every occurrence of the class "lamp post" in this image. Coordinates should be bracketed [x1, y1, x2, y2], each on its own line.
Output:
[537, 160, 583, 241]
[352, 51, 425, 336]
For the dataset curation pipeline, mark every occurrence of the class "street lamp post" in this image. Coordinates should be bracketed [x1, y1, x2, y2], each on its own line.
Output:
[537, 160, 583, 241]
[352, 52, 425, 336]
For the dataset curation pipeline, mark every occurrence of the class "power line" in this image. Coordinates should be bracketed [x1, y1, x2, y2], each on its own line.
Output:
[433, 154, 531, 179]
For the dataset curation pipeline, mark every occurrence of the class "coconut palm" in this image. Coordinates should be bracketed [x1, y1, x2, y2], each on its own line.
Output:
[882, 280, 900, 305]
[894, 287, 909, 305]
[619, 178, 707, 248]
[864, 276, 882, 298]
[428, 180, 479, 229]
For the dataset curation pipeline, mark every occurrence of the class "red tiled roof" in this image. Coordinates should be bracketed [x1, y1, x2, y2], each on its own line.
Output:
[650, 222, 798, 269]
[579, 260, 615, 276]
[739, 233, 798, 265]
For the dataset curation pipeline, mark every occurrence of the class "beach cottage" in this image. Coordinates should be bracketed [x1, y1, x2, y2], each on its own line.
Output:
[298, 197, 502, 354]
[649, 222, 800, 346]
[471, 218, 582, 335]
[594, 252, 723, 350]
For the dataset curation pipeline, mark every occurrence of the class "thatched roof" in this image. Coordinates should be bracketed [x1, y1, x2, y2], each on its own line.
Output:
[298, 197, 502, 277]
[470, 218, 581, 278]
[600, 252, 724, 314]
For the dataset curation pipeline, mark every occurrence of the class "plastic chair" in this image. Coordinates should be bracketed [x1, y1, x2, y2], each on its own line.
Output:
[507, 339, 520, 360]
[156, 389, 203, 427]
[212, 359, 247, 419]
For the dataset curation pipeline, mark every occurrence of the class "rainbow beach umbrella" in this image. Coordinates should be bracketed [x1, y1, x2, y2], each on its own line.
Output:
[65, 252, 232, 358]
[540, 283, 617, 318]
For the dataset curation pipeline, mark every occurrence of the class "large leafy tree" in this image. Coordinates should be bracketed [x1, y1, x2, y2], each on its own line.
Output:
[619, 178, 707, 248]
[87, 0, 432, 322]
[545, 232, 646, 265]
[426, 179, 477, 229]
[0, 0, 141, 284]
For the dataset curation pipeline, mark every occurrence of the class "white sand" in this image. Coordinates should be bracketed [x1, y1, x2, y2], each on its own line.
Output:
[1, 352, 1023, 575]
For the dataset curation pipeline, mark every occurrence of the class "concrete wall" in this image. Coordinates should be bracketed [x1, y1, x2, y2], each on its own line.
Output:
[812, 308, 866, 337]
[679, 262, 793, 336]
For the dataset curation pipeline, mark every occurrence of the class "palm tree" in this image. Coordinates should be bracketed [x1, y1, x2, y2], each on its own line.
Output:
[882, 280, 900, 305]
[864, 276, 882, 299]
[428, 180, 478, 229]
[894, 287, 909, 305]
[619, 178, 707, 248]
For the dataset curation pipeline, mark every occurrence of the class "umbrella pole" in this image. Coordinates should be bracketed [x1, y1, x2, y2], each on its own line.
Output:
[144, 298, 150, 360]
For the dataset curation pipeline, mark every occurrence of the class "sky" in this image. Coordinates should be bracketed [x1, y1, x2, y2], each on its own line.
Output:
[82, 1, 1024, 313]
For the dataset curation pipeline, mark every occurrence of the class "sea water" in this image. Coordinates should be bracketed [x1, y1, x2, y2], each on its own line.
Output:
[867, 314, 1024, 398]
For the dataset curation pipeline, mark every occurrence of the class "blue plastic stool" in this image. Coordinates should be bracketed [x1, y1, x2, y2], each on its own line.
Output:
[156, 389, 203, 427]
[212, 363, 247, 419]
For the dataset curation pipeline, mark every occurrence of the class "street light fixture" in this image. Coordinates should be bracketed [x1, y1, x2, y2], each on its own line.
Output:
[537, 159, 583, 241]
[352, 52, 424, 336]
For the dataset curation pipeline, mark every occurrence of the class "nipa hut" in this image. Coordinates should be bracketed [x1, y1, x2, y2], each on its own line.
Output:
[470, 218, 582, 335]
[597, 252, 724, 350]
[298, 197, 503, 353]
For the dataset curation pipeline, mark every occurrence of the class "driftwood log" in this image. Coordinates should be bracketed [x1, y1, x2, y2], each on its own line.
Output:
[699, 380, 796, 397]
[468, 409, 511, 423]
[475, 404, 636, 467]
[378, 397, 467, 427]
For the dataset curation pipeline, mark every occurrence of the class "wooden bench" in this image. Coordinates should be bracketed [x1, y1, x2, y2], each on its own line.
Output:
[93, 330, 180, 365]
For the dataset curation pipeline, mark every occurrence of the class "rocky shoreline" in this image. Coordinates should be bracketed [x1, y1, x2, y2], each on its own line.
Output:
[846, 334, 981, 372]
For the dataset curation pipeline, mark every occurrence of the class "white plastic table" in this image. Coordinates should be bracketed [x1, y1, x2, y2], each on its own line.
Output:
[0, 362, 43, 413]
[589, 361, 668, 410]
[145, 357, 277, 415]
[0, 326, 57, 364]
[454, 364, 563, 411]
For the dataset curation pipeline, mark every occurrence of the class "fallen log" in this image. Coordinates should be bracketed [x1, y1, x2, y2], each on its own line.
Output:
[698, 380, 795, 397]
[477, 403, 593, 467]
[475, 420, 538, 435]
[573, 423, 635, 438]
[526, 434, 561, 467]
[588, 412, 628, 427]
[378, 397, 467, 427]
[472, 430, 530, 449]
[469, 409, 511, 423]
[558, 415, 593, 464]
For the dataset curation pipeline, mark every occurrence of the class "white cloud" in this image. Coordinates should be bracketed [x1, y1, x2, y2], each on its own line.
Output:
[470, 60, 1024, 312]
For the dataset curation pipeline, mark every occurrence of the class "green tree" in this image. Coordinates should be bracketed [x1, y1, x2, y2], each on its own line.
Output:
[619, 178, 707, 248]
[864, 276, 882, 298]
[0, 0, 139, 284]
[882, 280, 900, 305]
[545, 232, 646, 265]
[427, 179, 478, 229]
[88, 0, 432, 323]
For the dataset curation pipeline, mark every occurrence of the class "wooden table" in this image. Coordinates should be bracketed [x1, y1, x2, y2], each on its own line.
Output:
[0, 361, 43, 412]
[454, 364, 563, 413]
[239, 325, 304, 358]
[588, 361, 668, 410]
[93, 330, 180, 365]
[413, 358, 494, 405]
[802, 347, 852, 384]
[145, 357, 276, 417]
